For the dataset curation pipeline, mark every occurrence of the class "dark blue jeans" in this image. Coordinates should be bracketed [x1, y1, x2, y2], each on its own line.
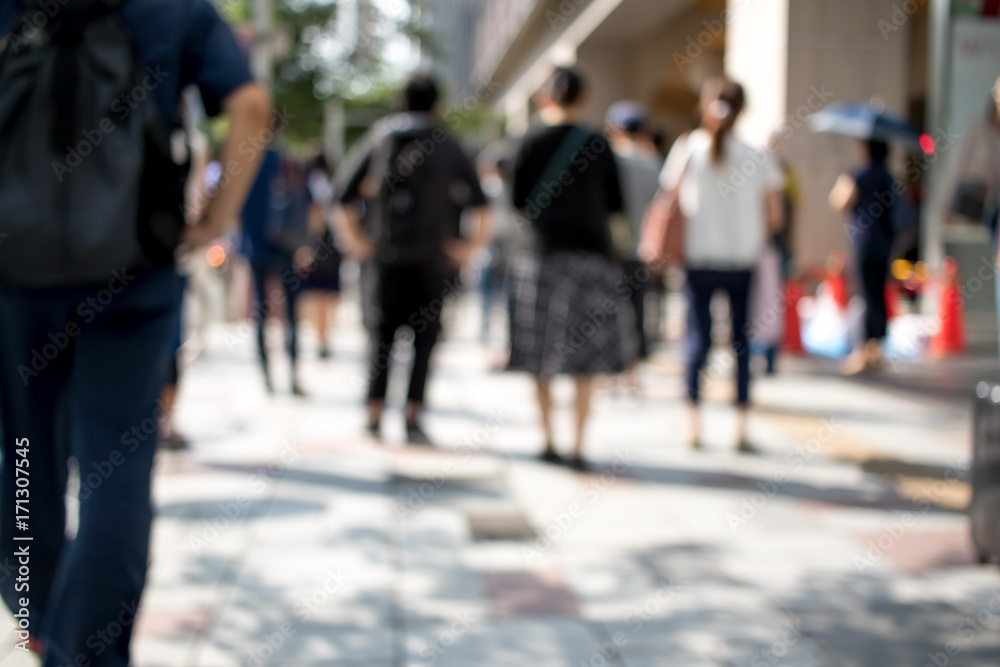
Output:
[685, 269, 754, 406]
[0, 267, 179, 667]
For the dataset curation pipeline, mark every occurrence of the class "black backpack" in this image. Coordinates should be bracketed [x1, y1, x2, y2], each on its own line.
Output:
[369, 125, 456, 266]
[264, 156, 311, 255]
[0, 0, 190, 287]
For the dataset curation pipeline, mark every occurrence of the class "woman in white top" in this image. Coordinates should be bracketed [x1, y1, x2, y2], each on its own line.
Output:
[660, 77, 783, 452]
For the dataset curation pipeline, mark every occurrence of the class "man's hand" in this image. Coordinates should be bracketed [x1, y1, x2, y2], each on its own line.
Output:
[185, 83, 271, 252]
[182, 212, 228, 250]
[294, 246, 315, 276]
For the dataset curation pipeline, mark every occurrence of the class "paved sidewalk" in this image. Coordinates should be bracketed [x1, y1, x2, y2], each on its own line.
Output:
[2, 296, 1000, 667]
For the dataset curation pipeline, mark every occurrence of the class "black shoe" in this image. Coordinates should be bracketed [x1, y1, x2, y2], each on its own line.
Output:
[737, 439, 758, 454]
[319, 347, 332, 360]
[292, 382, 307, 398]
[366, 419, 381, 440]
[567, 455, 590, 472]
[538, 446, 563, 465]
[405, 422, 433, 446]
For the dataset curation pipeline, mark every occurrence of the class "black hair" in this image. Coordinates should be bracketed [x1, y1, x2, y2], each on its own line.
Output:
[701, 77, 746, 165]
[402, 74, 440, 113]
[543, 66, 586, 108]
[867, 139, 889, 163]
[624, 118, 646, 136]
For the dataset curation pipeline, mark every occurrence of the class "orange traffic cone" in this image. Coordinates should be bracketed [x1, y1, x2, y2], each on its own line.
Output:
[783, 279, 805, 354]
[931, 257, 966, 357]
[824, 251, 850, 310]
[885, 280, 900, 321]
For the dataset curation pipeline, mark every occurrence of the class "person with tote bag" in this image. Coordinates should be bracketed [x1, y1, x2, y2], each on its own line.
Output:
[658, 77, 784, 452]
[509, 67, 637, 471]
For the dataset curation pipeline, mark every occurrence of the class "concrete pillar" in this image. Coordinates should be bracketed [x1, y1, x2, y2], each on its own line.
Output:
[725, 0, 789, 148]
[726, 0, 911, 267]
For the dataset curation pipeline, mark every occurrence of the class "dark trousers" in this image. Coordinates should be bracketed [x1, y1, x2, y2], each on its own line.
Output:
[858, 258, 890, 341]
[0, 268, 178, 667]
[250, 256, 303, 376]
[685, 269, 754, 406]
[622, 260, 649, 360]
[367, 265, 448, 405]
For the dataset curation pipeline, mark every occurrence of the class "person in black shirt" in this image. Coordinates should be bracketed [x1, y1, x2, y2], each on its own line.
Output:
[829, 140, 898, 374]
[509, 67, 637, 471]
[336, 75, 491, 445]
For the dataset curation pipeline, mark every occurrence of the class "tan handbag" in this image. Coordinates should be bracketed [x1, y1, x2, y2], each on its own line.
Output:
[639, 143, 690, 268]
[638, 189, 684, 268]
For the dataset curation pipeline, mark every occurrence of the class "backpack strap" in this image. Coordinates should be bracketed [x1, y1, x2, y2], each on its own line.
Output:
[47, 0, 129, 150]
[524, 126, 590, 222]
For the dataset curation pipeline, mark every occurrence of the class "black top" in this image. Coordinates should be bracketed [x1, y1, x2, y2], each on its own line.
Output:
[511, 124, 623, 256]
[849, 161, 897, 262]
[337, 113, 488, 265]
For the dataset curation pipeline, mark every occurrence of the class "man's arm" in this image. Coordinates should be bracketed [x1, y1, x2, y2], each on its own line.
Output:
[334, 203, 375, 260]
[184, 83, 272, 247]
[445, 206, 493, 269]
[829, 173, 858, 214]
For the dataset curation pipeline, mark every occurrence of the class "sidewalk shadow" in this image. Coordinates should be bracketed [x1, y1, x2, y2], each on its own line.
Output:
[609, 462, 960, 514]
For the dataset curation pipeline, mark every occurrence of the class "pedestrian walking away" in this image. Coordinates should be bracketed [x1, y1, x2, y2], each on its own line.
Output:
[509, 66, 638, 471]
[335, 74, 492, 446]
[0, 0, 271, 664]
[829, 139, 900, 375]
[661, 77, 784, 453]
[606, 100, 664, 390]
[241, 145, 312, 396]
[301, 153, 343, 360]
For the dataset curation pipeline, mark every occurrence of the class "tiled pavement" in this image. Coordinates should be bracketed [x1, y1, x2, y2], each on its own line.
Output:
[2, 294, 1000, 667]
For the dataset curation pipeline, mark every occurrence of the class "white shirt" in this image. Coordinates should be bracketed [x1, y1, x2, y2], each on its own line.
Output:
[660, 129, 782, 269]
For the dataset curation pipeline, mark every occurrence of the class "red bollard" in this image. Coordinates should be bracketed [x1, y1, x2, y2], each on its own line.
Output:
[783, 279, 805, 354]
[931, 257, 966, 357]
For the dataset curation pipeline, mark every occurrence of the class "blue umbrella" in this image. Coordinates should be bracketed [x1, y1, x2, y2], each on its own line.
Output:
[808, 101, 922, 150]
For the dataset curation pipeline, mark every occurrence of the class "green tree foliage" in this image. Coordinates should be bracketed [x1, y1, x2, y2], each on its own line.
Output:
[216, 0, 421, 146]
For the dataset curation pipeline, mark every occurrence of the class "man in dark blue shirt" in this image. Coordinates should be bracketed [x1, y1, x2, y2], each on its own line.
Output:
[0, 1, 271, 665]
[240, 148, 311, 395]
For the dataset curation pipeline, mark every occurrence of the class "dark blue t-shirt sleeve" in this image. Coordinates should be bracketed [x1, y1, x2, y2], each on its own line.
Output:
[0, 2, 18, 37]
[181, 0, 254, 117]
